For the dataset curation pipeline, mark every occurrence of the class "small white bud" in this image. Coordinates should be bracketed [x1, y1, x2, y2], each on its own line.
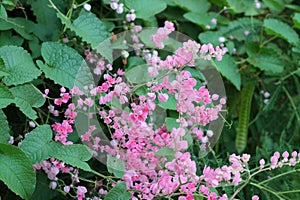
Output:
[218, 36, 226, 43]
[201, 136, 208, 143]
[110, 139, 118, 147]
[207, 130, 214, 137]
[110, 2, 118, 10]
[49, 181, 57, 189]
[264, 92, 270, 98]
[84, 3, 91, 11]
[29, 121, 36, 128]
[121, 50, 129, 58]
[116, 3, 124, 14]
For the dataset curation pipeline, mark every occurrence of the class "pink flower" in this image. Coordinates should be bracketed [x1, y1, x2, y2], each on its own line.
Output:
[232, 173, 242, 186]
[64, 185, 70, 193]
[164, 21, 175, 31]
[259, 159, 265, 169]
[199, 185, 209, 195]
[77, 186, 87, 200]
[158, 93, 169, 102]
[54, 98, 62, 106]
[211, 18, 217, 25]
[252, 195, 259, 200]
[220, 98, 226, 105]
[81, 131, 91, 142]
[219, 194, 228, 200]
[49, 181, 57, 189]
[208, 192, 218, 200]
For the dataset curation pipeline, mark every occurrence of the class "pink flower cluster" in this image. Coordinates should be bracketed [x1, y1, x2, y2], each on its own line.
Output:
[27, 2, 300, 199]
[110, 0, 124, 14]
[34, 158, 74, 180]
[34, 158, 92, 200]
[151, 21, 175, 49]
[201, 153, 250, 188]
[260, 150, 300, 169]
[49, 88, 78, 145]
[42, 21, 228, 199]
[145, 40, 227, 77]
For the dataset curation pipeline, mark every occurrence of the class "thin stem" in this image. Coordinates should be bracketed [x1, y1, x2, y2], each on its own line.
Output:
[90, 170, 116, 183]
[0, 16, 24, 28]
[283, 86, 300, 124]
[78, 176, 97, 184]
[76, 0, 92, 7]
[277, 190, 300, 195]
[258, 169, 300, 185]
[280, 69, 300, 82]
[218, 111, 232, 128]
[260, 36, 277, 46]
[229, 170, 251, 200]
[250, 182, 284, 199]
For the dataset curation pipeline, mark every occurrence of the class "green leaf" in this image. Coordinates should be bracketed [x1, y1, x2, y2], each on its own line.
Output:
[104, 182, 132, 200]
[221, 18, 261, 41]
[125, 64, 152, 84]
[293, 13, 300, 29]
[226, 0, 247, 13]
[30, 171, 59, 200]
[107, 97, 123, 110]
[158, 94, 177, 110]
[183, 132, 193, 146]
[55, 4, 113, 60]
[20, 125, 53, 164]
[10, 84, 45, 120]
[38, 42, 94, 90]
[152, 105, 167, 128]
[171, 0, 210, 13]
[286, 4, 300, 12]
[127, 56, 146, 70]
[125, 0, 167, 19]
[0, 31, 24, 47]
[165, 117, 180, 132]
[0, 17, 35, 40]
[0, 83, 14, 109]
[264, 18, 299, 45]
[138, 28, 159, 48]
[262, 0, 285, 13]
[155, 147, 175, 160]
[0, 110, 10, 143]
[29, 0, 62, 41]
[0, 143, 36, 200]
[96, 39, 113, 63]
[246, 46, 284, 73]
[56, 8, 111, 60]
[107, 155, 125, 178]
[1, 0, 17, 11]
[226, 0, 260, 15]
[0, 46, 41, 86]
[198, 31, 224, 46]
[194, 196, 204, 200]
[184, 67, 205, 81]
[28, 36, 41, 59]
[134, 86, 148, 96]
[0, 5, 8, 19]
[199, 18, 261, 45]
[209, 186, 220, 196]
[50, 143, 93, 172]
[73, 10, 110, 48]
[184, 12, 217, 29]
[213, 55, 241, 90]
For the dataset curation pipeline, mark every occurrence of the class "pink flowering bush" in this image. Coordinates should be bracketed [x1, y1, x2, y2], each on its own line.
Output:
[0, 0, 300, 200]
